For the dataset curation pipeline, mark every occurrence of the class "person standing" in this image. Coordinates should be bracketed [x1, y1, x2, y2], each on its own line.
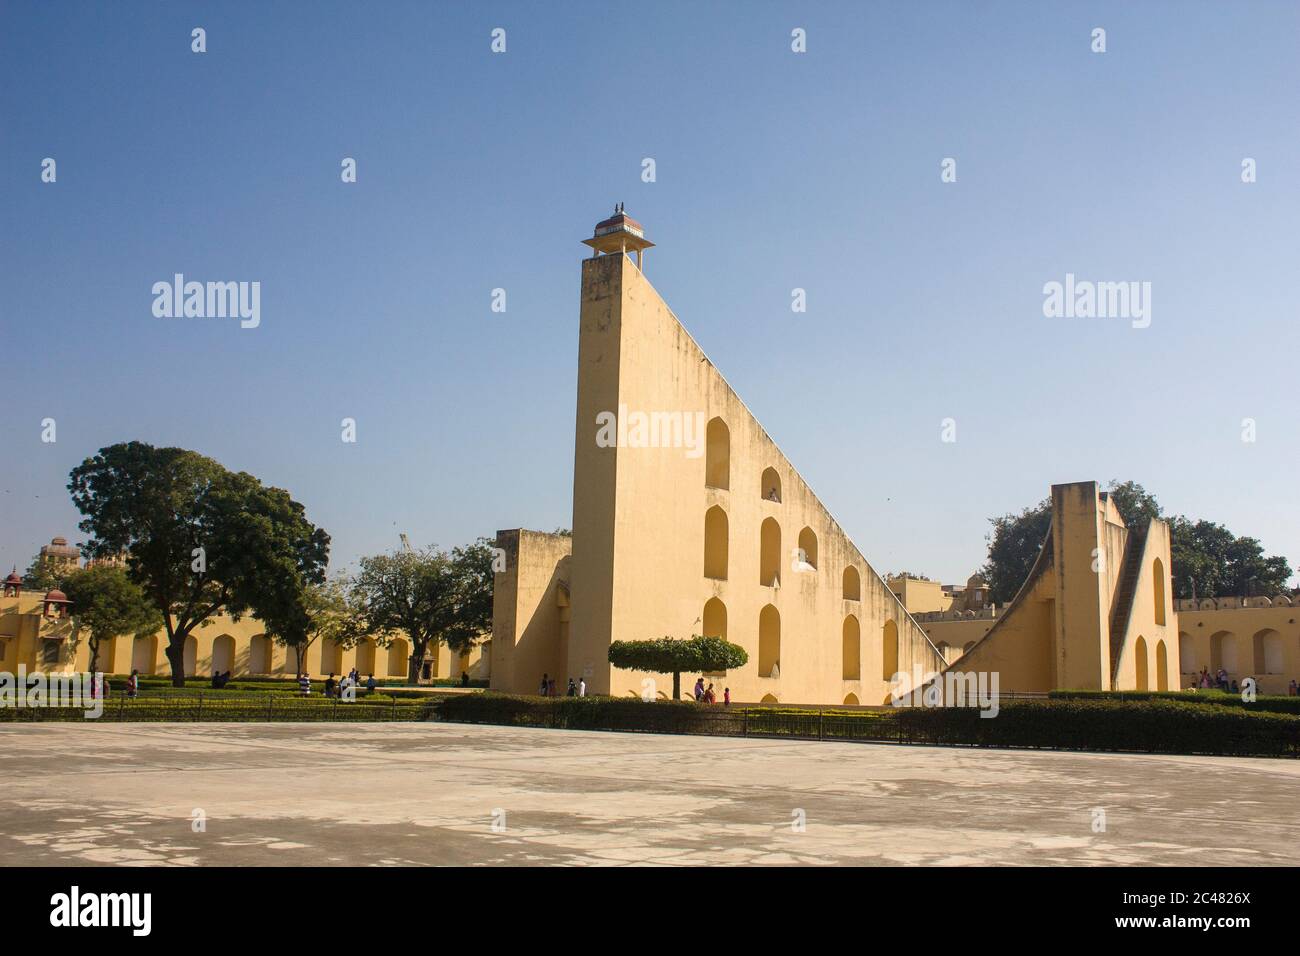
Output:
[578, 677, 586, 698]
[566, 677, 577, 696]
[723, 687, 730, 707]
[127, 669, 139, 700]
[539, 673, 549, 697]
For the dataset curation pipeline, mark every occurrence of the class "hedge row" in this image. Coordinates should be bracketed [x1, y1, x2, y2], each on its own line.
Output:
[433, 694, 751, 735]
[7, 691, 1297, 757]
[1050, 688, 1300, 716]
[434, 694, 1300, 758]
[115, 679, 447, 700]
[896, 698, 1300, 757]
[0, 696, 439, 723]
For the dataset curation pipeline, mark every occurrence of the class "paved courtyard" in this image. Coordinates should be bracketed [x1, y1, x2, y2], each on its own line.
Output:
[2, 721, 1297, 866]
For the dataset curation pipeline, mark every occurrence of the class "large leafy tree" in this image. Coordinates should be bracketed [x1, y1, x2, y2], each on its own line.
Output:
[608, 635, 749, 701]
[22, 553, 64, 592]
[1169, 518, 1291, 599]
[61, 565, 159, 675]
[350, 539, 494, 685]
[444, 539, 497, 655]
[1104, 480, 1162, 529]
[981, 499, 1052, 605]
[68, 442, 330, 686]
[276, 578, 365, 677]
[982, 480, 1292, 603]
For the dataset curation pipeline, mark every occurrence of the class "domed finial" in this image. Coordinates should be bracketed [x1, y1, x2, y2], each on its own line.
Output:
[584, 204, 654, 269]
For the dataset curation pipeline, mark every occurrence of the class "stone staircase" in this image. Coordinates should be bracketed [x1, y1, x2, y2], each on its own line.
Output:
[1107, 522, 1148, 685]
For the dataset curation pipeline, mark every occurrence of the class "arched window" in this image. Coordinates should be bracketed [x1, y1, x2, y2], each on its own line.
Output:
[842, 616, 861, 680]
[705, 418, 729, 490]
[759, 605, 780, 678]
[843, 566, 860, 602]
[320, 639, 343, 675]
[355, 638, 377, 677]
[1254, 629, 1284, 674]
[1155, 640, 1169, 691]
[387, 638, 410, 678]
[760, 694, 778, 704]
[182, 634, 198, 678]
[1178, 633, 1195, 673]
[248, 634, 271, 674]
[132, 634, 157, 675]
[703, 506, 728, 580]
[94, 637, 117, 673]
[761, 467, 781, 503]
[1210, 631, 1238, 674]
[212, 634, 236, 675]
[881, 619, 898, 681]
[760, 518, 781, 587]
[843, 693, 860, 706]
[702, 598, 727, 641]
[797, 527, 818, 571]
[1152, 558, 1166, 626]
[1134, 635, 1149, 691]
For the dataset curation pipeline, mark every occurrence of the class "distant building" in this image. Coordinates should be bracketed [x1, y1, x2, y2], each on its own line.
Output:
[0, 544, 484, 682]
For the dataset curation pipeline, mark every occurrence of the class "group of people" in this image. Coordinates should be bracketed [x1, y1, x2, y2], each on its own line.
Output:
[1191, 668, 1250, 693]
[532, 673, 736, 703]
[692, 677, 730, 706]
[1188, 669, 1300, 696]
[209, 670, 234, 689]
[1188, 668, 1300, 694]
[538, 673, 587, 697]
[89, 670, 142, 700]
[314, 668, 378, 698]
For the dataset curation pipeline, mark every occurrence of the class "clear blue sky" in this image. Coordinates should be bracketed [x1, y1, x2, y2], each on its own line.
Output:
[2, 1, 1297, 585]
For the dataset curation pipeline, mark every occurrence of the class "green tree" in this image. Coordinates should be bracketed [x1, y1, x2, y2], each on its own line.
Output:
[981, 499, 1052, 605]
[68, 441, 330, 687]
[608, 635, 749, 701]
[22, 553, 64, 592]
[1104, 479, 1163, 529]
[61, 565, 159, 675]
[351, 539, 494, 685]
[275, 577, 365, 678]
[981, 480, 1293, 603]
[1169, 518, 1291, 599]
[444, 539, 496, 655]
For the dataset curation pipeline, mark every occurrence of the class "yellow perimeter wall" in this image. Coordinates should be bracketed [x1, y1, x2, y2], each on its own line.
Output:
[0, 593, 482, 682]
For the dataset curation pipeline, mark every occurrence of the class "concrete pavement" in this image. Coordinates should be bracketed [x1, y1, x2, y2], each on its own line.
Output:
[2, 721, 1297, 866]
